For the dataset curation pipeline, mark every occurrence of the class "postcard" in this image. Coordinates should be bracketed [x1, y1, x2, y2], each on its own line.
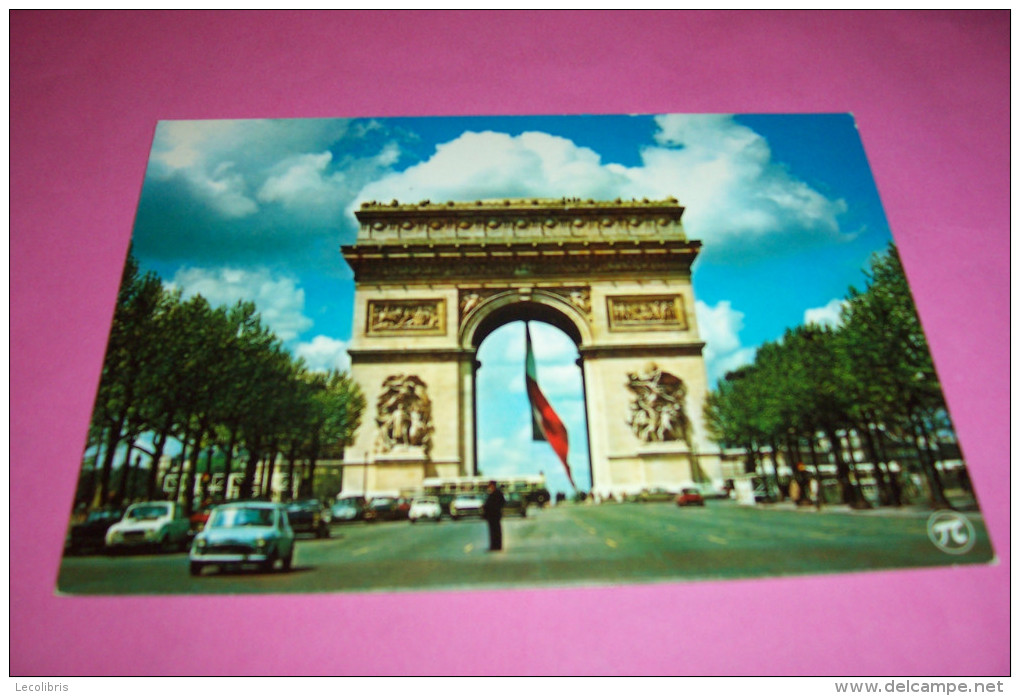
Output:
[56, 113, 993, 595]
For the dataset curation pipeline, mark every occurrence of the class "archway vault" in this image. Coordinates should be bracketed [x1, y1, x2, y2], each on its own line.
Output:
[339, 197, 722, 498]
[460, 289, 591, 350]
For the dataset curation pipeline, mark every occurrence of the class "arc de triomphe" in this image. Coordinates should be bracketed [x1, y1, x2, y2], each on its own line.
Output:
[339, 197, 722, 497]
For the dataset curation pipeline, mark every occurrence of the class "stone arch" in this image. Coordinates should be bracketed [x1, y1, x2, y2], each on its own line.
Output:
[462, 291, 593, 491]
[458, 288, 592, 351]
[340, 197, 722, 498]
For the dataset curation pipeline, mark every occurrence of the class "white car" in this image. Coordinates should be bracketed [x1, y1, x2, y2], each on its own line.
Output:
[105, 501, 191, 552]
[449, 494, 485, 520]
[408, 496, 442, 523]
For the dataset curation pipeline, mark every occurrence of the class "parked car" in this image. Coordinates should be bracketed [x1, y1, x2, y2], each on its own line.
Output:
[437, 493, 456, 517]
[698, 483, 730, 500]
[449, 494, 485, 520]
[675, 487, 706, 507]
[286, 499, 331, 538]
[408, 496, 442, 523]
[65, 507, 124, 555]
[525, 488, 551, 506]
[330, 497, 365, 524]
[189, 504, 215, 535]
[635, 488, 674, 503]
[503, 492, 528, 518]
[189, 501, 295, 576]
[364, 496, 410, 522]
[105, 501, 191, 552]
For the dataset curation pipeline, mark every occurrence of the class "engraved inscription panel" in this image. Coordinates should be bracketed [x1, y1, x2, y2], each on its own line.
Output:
[607, 295, 687, 331]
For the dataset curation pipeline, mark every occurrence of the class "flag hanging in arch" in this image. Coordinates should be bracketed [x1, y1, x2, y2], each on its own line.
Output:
[524, 322, 574, 489]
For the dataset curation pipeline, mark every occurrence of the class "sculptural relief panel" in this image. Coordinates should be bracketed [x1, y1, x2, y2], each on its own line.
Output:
[625, 364, 692, 446]
[367, 299, 446, 335]
[374, 374, 434, 456]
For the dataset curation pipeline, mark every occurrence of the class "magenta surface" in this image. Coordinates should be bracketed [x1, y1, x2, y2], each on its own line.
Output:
[11, 11, 1009, 675]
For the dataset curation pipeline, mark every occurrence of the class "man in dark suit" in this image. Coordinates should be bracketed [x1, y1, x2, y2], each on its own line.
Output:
[482, 480, 506, 551]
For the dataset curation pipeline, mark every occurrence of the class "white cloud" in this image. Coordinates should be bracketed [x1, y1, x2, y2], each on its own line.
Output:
[804, 298, 845, 328]
[352, 130, 630, 211]
[695, 299, 756, 386]
[293, 335, 351, 373]
[148, 118, 394, 226]
[630, 115, 850, 251]
[191, 162, 258, 218]
[477, 435, 530, 479]
[479, 321, 582, 399]
[254, 149, 374, 225]
[150, 119, 352, 175]
[168, 266, 313, 342]
[258, 152, 342, 209]
[350, 116, 849, 260]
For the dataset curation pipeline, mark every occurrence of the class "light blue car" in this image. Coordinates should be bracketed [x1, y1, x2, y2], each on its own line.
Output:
[189, 502, 295, 576]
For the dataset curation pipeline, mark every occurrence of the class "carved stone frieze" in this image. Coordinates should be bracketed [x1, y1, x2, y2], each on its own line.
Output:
[458, 287, 592, 324]
[458, 289, 504, 321]
[548, 287, 591, 317]
[344, 243, 699, 284]
[607, 294, 687, 331]
[374, 374, 433, 456]
[625, 364, 692, 445]
[367, 299, 446, 335]
[353, 197, 687, 245]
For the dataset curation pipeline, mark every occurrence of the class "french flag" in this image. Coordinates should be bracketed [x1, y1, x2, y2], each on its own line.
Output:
[525, 322, 574, 489]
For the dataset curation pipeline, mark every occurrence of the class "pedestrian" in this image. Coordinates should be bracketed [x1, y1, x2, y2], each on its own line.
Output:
[482, 480, 505, 551]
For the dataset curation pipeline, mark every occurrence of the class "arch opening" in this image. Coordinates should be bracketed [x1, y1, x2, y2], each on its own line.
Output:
[470, 299, 583, 349]
[474, 318, 591, 498]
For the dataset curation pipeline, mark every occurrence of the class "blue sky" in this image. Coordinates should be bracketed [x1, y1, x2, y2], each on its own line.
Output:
[128, 114, 894, 495]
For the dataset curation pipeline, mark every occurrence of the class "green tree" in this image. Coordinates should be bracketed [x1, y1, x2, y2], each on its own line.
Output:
[703, 244, 964, 511]
[840, 244, 952, 508]
[89, 253, 165, 508]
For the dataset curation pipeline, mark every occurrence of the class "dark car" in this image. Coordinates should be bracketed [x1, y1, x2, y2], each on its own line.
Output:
[635, 488, 674, 503]
[286, 499, 331, 538]
[363, 496, 410, 522]
[675, 487, 705, 507]
[525, 488, 551, 506]
[65, 508, 124, 555]
[503, 492, 528, 518]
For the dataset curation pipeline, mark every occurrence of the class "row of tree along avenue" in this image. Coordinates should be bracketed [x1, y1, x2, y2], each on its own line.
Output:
[76, 252, 365, 516]
[704, 244, 972, 511]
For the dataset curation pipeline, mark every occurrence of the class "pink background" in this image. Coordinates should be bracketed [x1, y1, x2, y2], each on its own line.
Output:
[11, 11, 1009, 675]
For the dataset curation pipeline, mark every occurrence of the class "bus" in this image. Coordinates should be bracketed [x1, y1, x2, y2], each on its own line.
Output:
[421, 475, 551, 512]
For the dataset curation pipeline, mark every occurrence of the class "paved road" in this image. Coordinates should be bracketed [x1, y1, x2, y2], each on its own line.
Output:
[56, 501, 994, 595]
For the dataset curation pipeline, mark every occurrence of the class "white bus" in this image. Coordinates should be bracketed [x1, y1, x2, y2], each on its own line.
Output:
[421, 474, 551, 506]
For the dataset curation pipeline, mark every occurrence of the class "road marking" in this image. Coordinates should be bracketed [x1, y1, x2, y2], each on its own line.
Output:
[806, 531, 832, 540]
[464, 543, 474, 553]
[605, 538, 618, 549]
[571, 518, 598, 535]
[707, 535, 728, 545]
[352, 547, 369, 556]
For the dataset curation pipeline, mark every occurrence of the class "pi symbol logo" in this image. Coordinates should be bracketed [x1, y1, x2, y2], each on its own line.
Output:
[927, 511, 976, 555]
